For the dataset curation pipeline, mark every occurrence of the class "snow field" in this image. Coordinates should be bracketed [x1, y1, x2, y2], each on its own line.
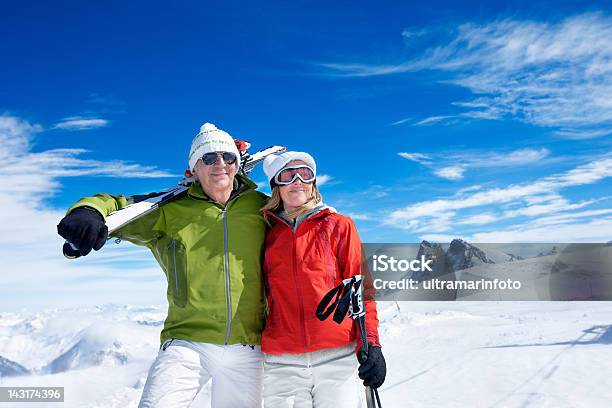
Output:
[1, 302, 611, 407]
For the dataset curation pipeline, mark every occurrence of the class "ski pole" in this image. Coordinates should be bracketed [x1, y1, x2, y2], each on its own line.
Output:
[316, 275, 382, 408]
[356, 315, 382, 408]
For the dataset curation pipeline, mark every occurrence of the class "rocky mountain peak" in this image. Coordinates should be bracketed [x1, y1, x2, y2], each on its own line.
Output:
[447, 238, 495, 271]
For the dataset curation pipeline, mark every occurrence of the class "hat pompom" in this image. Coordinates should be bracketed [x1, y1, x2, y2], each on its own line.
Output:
[200, 123, 218, 133]
[188, 122, 241, 172]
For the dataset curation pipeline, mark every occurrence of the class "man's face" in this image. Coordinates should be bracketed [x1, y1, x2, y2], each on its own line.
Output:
[193, 152, 238, 196]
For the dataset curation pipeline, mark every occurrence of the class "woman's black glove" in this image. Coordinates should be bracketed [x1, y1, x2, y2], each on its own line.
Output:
[57, 207, 108, 256]
[358, 345, 386, 389]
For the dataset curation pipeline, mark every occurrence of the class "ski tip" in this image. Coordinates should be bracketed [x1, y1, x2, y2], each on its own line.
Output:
[235, 139, 251, 153]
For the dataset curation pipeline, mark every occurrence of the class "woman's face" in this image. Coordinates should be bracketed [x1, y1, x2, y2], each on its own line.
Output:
[278, 160, 314, 210]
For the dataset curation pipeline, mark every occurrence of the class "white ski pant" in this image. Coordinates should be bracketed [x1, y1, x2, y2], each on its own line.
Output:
[263, 344, 365, 408]
[138, 339, 263, 408]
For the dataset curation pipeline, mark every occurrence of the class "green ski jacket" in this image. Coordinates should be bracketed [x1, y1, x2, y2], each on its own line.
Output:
[68, 175, 267, 346]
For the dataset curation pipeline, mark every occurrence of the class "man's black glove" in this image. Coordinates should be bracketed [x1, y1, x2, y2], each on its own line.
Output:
[57, 207, 108, 256]
[358, 345, 386, 389]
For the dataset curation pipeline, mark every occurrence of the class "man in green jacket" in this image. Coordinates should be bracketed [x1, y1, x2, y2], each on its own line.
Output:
[57, 123, 267, 407]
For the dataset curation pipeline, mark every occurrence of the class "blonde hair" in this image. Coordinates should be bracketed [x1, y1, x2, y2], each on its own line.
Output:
[261, 183, 322, 225]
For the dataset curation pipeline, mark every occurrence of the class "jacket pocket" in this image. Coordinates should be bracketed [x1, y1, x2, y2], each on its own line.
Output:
[167, 239, 188, 307]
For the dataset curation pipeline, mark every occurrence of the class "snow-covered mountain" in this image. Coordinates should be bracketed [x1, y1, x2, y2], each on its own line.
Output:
[43, 325, 129, 374]
[506, 253, 525, 262]
[415, 238, 563, 272]
[537, 245, 559, 257]
[406, 238, 537, 275]
[413, 240, 454, 280]
[0, 306, 164, 375]
[445, 238, 519, 270]
[407, 238, 521, 276]
[0, 355, 29, 377]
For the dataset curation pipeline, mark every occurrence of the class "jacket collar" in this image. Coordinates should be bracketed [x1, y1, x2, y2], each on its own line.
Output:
[264, 204, 333, 230]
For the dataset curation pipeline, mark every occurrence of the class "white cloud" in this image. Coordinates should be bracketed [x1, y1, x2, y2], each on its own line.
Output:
[315, 61, 420, 78]
[0, 115, 42, 158]
[346, 212, 371, 221]
[469, 216, 612, 243]
[420, 233, 467, 242]
[419, 211, 456, 233]
[420, 211, 612, 243]
[319, 13, 612, 137]
[316, 174, 333, 186]
[523, 193, 561, 205]
[414, 116, 455, 126]
[502, 197, 594, 218]
[459, 213, 499, 225]
[399, 147, 550, 180]
[550, 158, 612, 187]
[88, 93, 125, 106]
[0, 114, 175, 310]
[442, 148, 551, 169]
[554, 128, 612, 139]
[529, 208, 612, 227]
[390, 117, 412, 126]
[397, 152, 432, 165]
[420, 216, 612, 243]
[456, 185, 483, 194]
[479, 148, 550, 167]
[387, 156, 612, 236]
[54, 116, 109, 131]
[401, 28, 428, 41]
[361, 185, 389, 199]
[434, 166, 465, 180]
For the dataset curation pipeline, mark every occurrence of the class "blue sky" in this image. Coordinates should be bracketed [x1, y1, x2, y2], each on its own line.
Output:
[1, 1, 611, 308]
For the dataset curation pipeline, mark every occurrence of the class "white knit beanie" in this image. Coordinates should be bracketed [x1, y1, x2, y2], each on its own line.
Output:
[188, 123, 241, 172]
[263, 151, 317, 186]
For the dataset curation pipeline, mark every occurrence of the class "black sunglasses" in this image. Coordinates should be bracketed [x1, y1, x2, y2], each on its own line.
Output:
[201, 152, 238, 166]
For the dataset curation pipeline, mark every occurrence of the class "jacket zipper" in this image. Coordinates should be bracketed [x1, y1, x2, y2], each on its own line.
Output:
[221, 207, 233, 345]
[215, 185, 249, 345]
[292, 233, 308, 353]
[172, 239, 179, 295]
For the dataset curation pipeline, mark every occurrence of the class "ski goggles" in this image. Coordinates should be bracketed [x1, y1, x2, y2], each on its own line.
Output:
[274, 165, 316, 186]
[201, 151, 237, 166]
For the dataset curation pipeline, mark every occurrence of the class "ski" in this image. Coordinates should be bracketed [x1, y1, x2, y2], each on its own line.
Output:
[63, 143, 285, 258]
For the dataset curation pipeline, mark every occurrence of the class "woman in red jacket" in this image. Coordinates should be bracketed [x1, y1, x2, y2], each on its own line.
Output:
[260, 151, 386, 407]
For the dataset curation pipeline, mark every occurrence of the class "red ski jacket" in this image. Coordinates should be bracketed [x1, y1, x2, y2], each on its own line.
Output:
[261, 208, 380, 354]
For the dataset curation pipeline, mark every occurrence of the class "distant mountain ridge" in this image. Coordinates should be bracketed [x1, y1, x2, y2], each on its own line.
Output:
[0, 355, 29, 377]
[43, 335, 128, 374]
[447, 239, 495, 271]
[413, 238, 538, 276]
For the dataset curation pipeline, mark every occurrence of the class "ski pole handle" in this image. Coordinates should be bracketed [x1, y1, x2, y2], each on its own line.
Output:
[63, 241, 82, 259]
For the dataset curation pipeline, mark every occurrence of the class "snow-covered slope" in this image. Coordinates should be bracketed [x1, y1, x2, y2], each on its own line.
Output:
[0, 306, 164, 374]
[378, 301, 612, 407]
[1, 302, 612, 407]
[455, 254, 559, 300]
